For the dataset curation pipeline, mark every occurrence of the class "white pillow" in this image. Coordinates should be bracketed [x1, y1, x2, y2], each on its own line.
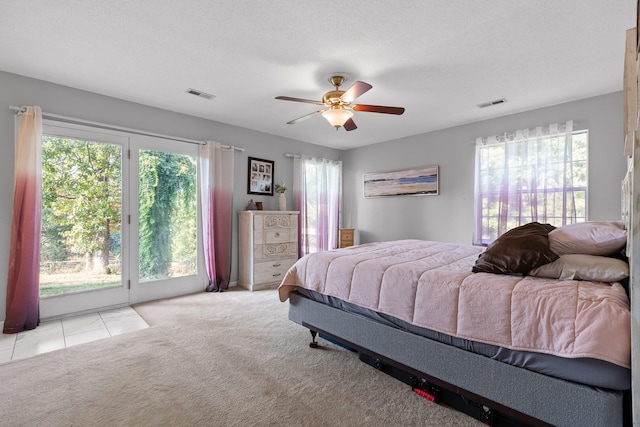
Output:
[548, 221, 626, 256]
[529, 254, 629, 282]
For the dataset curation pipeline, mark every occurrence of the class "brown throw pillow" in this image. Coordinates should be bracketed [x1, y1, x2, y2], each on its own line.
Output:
[472, 222, 558, 275]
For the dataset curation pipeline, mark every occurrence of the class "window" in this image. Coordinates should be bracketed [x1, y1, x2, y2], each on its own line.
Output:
[138, 149, 197, 282]
[474, 121, 587, 245]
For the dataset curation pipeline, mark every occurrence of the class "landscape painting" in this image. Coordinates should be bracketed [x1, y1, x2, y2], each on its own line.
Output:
[363, 165, 439, 198]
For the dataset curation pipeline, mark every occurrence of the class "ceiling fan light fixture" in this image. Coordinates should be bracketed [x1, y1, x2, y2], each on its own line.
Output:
[322, 108, 353, 128]
[276, 75, 403, 131]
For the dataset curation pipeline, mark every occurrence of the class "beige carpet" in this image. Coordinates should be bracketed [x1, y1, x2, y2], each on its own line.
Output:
[0, 288, 482, 426]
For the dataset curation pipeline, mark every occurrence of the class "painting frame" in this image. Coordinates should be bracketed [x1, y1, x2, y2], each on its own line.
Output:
[363, 165, 439, 198]
[247, 157, 274, 196]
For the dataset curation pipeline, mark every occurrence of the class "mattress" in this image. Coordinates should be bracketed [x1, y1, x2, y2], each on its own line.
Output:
[279, 239, 631, 390]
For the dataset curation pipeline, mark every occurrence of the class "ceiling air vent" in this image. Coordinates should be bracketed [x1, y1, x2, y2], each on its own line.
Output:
[477, 98, 507, 108]
[186, 88, 215, 100]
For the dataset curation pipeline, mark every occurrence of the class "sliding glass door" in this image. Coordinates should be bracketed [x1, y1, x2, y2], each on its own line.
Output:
[39, 122, 205, 319]
[40, 122, 130, 318]
[129, 135, 205, 303]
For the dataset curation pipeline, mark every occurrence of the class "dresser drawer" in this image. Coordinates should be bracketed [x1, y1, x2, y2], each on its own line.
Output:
[254, 242, 297, 260]
[254, 228, 298, 245]
[253, 258, 296, 284]
[264, 228, 292, 244]
[255, 214, 298, 230]
[263, 214, 297, 230]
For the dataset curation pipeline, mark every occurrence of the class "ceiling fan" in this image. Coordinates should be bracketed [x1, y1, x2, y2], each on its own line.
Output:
[275, 75, 405, 131]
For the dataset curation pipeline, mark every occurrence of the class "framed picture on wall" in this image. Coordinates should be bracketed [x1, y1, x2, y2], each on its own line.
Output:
[363, 165, 439, 198]
[247, 157, 274, 196]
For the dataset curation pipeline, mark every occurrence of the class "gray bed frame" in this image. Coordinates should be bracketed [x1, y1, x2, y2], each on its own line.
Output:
[288, 292, 626, 427]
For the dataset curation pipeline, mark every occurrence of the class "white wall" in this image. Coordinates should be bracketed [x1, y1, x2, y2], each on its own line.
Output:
[341, 92, 626, 245]
[0, 70, 341, 321]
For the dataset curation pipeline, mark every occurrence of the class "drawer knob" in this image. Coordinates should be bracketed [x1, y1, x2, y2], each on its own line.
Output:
[272, 273, 281, 277]
[273, 263, 281, 267]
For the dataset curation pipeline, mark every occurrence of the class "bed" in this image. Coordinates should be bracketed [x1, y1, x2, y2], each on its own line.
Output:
[278, 222, 631, 426]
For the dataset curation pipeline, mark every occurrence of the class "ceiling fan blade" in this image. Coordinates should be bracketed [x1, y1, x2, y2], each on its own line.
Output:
[286, 110, 323, 125]
[343, 118, 357, 131]
[276, 96, 324, 105]
[352, 104, 405, 115]
[340, 81, 372, 104]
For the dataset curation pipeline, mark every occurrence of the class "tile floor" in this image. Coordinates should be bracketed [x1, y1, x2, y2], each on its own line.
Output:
[0, 306, 149, 363]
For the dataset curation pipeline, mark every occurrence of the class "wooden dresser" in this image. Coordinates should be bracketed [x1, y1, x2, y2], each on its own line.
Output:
[238, 210, 299, 291]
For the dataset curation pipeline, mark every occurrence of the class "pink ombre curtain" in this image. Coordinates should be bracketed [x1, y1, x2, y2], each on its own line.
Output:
[4, 106, 42, 333]
[293, 155, 341, 256]
[199, 141, 234, 292]
[474, 120, 578, 245]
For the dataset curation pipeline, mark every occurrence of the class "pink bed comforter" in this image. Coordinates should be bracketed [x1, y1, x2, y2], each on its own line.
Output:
[278, 240, 631, 368]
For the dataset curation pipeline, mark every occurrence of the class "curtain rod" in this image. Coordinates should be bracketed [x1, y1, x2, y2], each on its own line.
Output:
[285, 153, 341, 165]
[471, 120, 576, 145]
[9, 105, 244, 152]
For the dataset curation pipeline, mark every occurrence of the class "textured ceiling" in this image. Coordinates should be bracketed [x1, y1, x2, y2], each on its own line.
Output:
[0, 1, 636, 149]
